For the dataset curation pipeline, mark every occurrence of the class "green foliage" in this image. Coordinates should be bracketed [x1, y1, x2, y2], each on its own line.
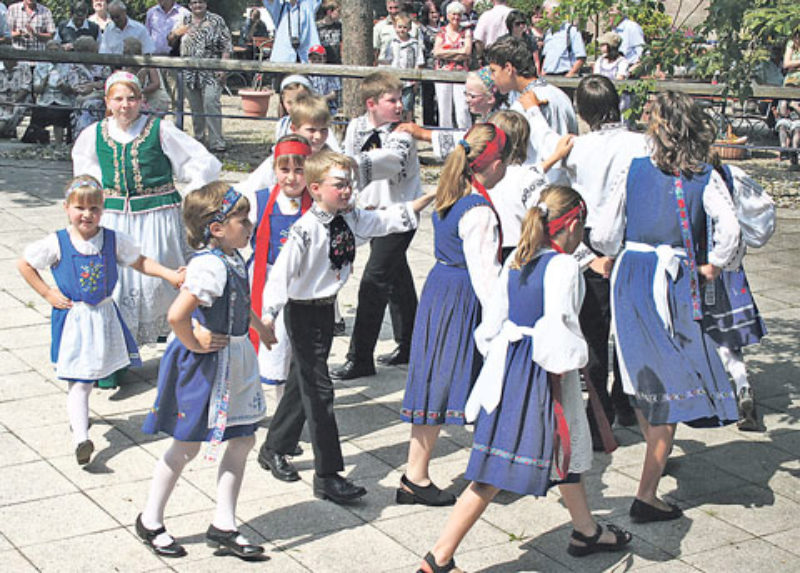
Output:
[621, 77, 656, 123]
[744, 2, 800, 43]
[625, 0, 671, 41]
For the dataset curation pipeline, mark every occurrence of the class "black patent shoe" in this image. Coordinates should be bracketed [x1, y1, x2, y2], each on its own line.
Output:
[377, 346, 410, 366]
[629, 498, 683, 523]
[313, 473, 366, 504]
[206, 525, 265, 560]
[75, 439, 94, 466]
[258, 448, 300, 482]
[135, 514, 187, 558]
[330, 360, 376, 380]
[396, 474, 456, 506]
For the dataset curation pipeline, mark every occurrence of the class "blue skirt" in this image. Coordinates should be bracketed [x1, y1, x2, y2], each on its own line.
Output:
[613, 251, 738, 427]
[401, 263, 482, 425]
[465, 338, 556, 497]
[703, 268, 766, 350]
[142, 339, 256, 442]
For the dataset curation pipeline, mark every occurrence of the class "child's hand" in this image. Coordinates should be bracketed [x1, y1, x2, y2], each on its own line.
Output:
[170, 267, 187, 289]
[518, 90, 548, 110]
[191, 322, 229, 353]
[588, 256, 614, 279]
[553, 134, 575, 160]
[256, 318, 278, 350]
[45, 287, 72, 309]
[699, 263, 721, 283]
[395, 122, 422, 138]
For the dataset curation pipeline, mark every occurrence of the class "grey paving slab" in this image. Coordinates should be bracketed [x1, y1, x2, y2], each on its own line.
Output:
[680, 537, 800, 572]
[0, 550, 38, 573]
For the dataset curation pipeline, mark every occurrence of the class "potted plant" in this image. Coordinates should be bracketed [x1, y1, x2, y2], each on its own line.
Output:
[239, 36, 274, 117]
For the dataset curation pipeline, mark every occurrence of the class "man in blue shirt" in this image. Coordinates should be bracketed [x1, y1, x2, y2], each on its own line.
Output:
[263, 0, 320, 64]
[541, 0, 585, 77]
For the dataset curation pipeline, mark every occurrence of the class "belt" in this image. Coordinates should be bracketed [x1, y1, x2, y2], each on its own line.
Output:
[289, 295, 337, 306]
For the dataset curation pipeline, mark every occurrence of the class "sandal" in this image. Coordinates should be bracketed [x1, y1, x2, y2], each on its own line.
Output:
[567, 523, 632, 557]
[396, 474, 456, 506]
[417, 551, 462, 573]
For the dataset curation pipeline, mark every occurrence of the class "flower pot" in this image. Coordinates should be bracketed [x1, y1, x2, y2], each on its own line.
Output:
[239, 89, 272, 118]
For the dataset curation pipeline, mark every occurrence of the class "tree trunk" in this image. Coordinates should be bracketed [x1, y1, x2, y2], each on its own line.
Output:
[340, 0, 373, 117]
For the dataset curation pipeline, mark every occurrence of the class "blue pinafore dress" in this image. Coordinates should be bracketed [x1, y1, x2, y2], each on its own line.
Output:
[50, 228, 140, 381]
[611, 158, 738, 427]
[143, 250, 264, 442]
[465, 252, 560, 496]
[702, 165, 767, 350]
[401, 195, 489, 426]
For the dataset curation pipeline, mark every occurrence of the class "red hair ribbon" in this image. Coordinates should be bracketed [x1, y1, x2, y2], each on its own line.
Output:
[274, 140, 312, 158]
[547, 201, 586, 237]
[468, 124, 507, 173]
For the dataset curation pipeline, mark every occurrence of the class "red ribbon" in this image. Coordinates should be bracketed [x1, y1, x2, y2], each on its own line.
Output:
[472, 177, 504, 263]
[468, 125, 507, 172]
[549, 373, 572, 480]
[274, 140, 312, 158]
[249, 185, 312, 350]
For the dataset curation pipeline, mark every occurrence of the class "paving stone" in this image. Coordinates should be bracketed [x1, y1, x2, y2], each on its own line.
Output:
[0, 432, 40, 468]
[0, 371, 60, 402]
[763, 527, 800, 558]
[0, 549, 38, 572]
[681, 537, 800, 572]
[0, 460, 77, 506]
[698, 484, 800, 537]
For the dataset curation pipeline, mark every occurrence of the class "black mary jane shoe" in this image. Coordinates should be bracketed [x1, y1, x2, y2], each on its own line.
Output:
[75, 439, 94, 466]
[135, 514, 187, 558]
[396, 474, 456, 506]
[417, 551, 461, 573]
[206, 525, 265, 560]
[257, 448, 300, 482]
[629, 498, 683, 523]
[567, 523, 632, 557]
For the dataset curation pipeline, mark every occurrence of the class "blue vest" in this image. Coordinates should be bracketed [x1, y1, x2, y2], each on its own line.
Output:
[434, 194, 490, 266]
[192, 250, 251, 337]
[507, 252, 557, 327]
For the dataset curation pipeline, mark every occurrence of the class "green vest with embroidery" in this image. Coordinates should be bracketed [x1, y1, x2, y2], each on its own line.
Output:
[96, 117, 182, 213]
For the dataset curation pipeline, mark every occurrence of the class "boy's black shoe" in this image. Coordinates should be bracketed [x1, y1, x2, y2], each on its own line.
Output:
[330, 360, 375, 380]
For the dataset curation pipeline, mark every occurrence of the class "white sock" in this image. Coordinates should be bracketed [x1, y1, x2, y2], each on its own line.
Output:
[142, 440, 201, 547]
[67, 382, 92, 445]
[213, 435, 255, 532]
[718, 346, 750, 393]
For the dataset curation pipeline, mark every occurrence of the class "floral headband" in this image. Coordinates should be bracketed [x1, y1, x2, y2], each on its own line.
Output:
[66, 177, 103, 198]
[105, 70, 142, 95]
[476, 66, 495, 93]
[204, 187, 243, 241]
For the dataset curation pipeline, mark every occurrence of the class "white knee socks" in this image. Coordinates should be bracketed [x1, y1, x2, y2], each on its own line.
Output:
[214, 435, 254, 532]
[67, 382, 93, 445]
[718, 346, 749, 393]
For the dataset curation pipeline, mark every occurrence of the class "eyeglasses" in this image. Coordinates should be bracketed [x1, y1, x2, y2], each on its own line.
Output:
[465, 92, 486, 100]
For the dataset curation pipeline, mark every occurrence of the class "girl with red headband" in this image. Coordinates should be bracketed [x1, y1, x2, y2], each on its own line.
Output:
[399, 123, 511, 508]
[416, 185, 632, 573]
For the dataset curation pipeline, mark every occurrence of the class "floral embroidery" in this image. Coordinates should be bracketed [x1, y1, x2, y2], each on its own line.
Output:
[79, 260, 103, 293]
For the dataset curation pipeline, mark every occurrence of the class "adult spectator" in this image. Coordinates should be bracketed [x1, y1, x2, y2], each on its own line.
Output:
[0, 2, 10, 43]
[417, 0, 440, 126]
[56, 2, 100, 51]
[373, 0, 418, 64]
[441, 0, 478, 32]
[473, 0, 512, 60]
[608, 5, 644, 71]
[99, 1, 155, 54]
[88, 0, 110, 31]
[146, 0, 189, 56]
[316, 0, 341, 65]
[29, 40, 73, 144]
[172, 0, 232, 152]
[264, 0, 321, 65]
[433, 1, 471, 129]
[541, 0, 585, 77]
[0, 58, 32, 137]
[240, 7, 268, 48]
[7, 0, 55, 51]
[506, 9, 540, 75]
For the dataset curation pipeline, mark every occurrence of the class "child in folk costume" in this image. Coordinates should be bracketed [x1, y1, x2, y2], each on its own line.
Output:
[399, 124, 511, 507]
[138, 184, 272, 560]
[257, 151, 435, 504]
[705, 158, 776, 431]
[591, 92, 742, 523]
[17, 175, 184, 466]
[247, 135, 313, 408]
[417, 186, 632, 573]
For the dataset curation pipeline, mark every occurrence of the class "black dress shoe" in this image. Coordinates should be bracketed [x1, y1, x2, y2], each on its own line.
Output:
[629, 498, 683, 523]
[206, 525, 265, 560]
[376, 346, 410, 366]
[135, 514, 187, 558]
[257, 448, 300, 482]
[313, 473, 367, 504]
[330, 360, 376, 380]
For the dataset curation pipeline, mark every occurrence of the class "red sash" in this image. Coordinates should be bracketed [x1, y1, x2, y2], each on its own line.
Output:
[249, 186, 312, 350]
[471, 178, 504, 263]
[548, 373, 572, 480]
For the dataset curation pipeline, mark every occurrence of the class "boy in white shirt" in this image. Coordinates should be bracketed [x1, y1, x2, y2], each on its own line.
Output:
[379, 12, 425, 122]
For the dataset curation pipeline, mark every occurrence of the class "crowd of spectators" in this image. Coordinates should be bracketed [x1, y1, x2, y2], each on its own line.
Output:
[0, 0, 797, 162]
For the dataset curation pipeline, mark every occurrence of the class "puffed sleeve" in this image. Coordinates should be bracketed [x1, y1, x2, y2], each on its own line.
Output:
[349, 202, 419, 246]
[459, 205, 502, 310]
[704, 169, 742, 269]
[182, 254, 227, 307]
[71, 123, 103, 181]
[262, 224, 308, 319]
[159, 120, 222, 193]
[727, 164, 775, 248]
[531, 254, 588, 374]
[589, 162, 629, 256]
[24, 233, 60, 270]
[113, 230, 142, 267]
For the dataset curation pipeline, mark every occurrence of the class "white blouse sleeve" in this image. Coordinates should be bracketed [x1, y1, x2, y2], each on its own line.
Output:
[235, 154, 275, 196]
[520, 163, 549, 209]
[726, 164, 775, 248]
[589, 163, 629, 256]
[71, 123, 103, 181]
[159, 120, 222, 194]
[113, 230, 142, 266]
[704, 169, 742, 269]
[459, 205, 502, 310]
[349, 202, 419, 246]
[473, 259, 511, 357]
[354, 130, 414, 186]
[262, 225, 307, 320]
[531, 254, 588, 374]
[24, 233, 60, 270]
[182, 254, 227, 307]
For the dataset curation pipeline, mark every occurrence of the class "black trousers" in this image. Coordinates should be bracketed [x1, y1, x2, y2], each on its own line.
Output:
[579, 268, 633, 440]
[263, 301, 344, 475]
[346, 229, 418, 363]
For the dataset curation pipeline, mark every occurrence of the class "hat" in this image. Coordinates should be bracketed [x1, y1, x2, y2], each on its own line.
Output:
[308, 44, 326, 56]
[598, 31, 621, 48]
[279, 74, 312, 91]
[105, 70, 141, 94]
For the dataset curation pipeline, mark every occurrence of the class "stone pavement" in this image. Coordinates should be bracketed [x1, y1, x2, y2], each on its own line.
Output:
[0, 156, 798, 573]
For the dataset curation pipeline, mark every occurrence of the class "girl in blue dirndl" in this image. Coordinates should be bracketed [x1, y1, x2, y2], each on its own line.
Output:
[138, 183, 274, 560]
[417, 186, 631, 573]
[17, 175, 184, 467]
[399, 124, 510, 508]
[592, 92, 742, 524]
